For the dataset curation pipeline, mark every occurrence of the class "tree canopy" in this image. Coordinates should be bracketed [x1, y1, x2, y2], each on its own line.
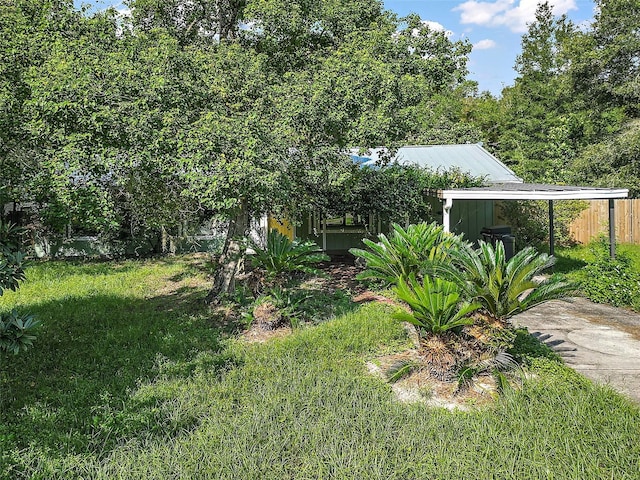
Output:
[1, 0, 483, 296]
[5, 0, 637, 285]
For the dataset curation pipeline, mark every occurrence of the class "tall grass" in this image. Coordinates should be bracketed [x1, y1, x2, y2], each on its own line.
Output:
[1, 258, 639, 479]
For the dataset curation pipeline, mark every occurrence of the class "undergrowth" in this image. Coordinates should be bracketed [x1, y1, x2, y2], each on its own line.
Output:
[558, 239, 640, 311]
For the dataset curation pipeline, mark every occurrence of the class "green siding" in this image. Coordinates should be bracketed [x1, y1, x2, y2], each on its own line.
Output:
[450, 200, 494, 243]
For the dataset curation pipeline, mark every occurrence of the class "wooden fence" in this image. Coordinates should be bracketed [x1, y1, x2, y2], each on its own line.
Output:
[569, 199, 640, 244]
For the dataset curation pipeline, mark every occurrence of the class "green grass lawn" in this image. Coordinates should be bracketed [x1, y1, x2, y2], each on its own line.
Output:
[555, 242, 640, 274]
[1, 257, 639, 479]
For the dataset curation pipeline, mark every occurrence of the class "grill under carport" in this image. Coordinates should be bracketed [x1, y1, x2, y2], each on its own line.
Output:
[480, 225, 516, 259]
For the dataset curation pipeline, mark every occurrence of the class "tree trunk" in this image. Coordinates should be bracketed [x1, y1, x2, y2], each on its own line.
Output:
[206, 201, 249, 304]
[161, 226, 169, 254]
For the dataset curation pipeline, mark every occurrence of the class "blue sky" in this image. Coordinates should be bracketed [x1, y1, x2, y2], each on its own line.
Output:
[82, 0, 597, 96]
[383, 0, 596, 95]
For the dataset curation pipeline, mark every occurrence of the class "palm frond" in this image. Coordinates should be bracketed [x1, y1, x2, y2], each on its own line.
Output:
[350, 222, 461, 286]
[448, 240, 576, 320]
[385, 359, 419, 383]
[251, 230, 329, 276]
[394, 275, 479, 334]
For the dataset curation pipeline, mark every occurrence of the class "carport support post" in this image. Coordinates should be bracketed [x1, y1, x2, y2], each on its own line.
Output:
[548, 200, 555, 257]
[442, 197, 453, 232]
[609, 199, 616, 259]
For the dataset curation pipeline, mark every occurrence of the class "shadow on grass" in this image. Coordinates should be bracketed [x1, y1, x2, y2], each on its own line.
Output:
[509, 328, 562, 363]
[552, 254, 587, 275]
[0, 284, 241, 459]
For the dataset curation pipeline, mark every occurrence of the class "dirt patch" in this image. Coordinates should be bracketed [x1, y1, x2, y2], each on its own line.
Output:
[311, 261, 367, 295]
[242, 324, 293, 343]
[353, 291, 403, 307]
[367, 350, 500, 410]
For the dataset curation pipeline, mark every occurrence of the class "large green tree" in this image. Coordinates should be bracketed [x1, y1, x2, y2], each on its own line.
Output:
[570, 0, 640, 115]
[3, 0, 479, 299]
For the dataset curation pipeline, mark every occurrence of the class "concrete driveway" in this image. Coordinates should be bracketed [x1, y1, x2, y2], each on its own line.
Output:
[514, 297, 640, 403]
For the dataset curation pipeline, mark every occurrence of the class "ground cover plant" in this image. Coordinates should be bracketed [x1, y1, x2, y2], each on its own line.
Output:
[1, 256, 639, 479]
[556, 240, 640, 312]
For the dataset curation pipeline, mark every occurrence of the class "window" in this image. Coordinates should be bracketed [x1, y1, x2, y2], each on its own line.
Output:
[310, 211, 372, 234]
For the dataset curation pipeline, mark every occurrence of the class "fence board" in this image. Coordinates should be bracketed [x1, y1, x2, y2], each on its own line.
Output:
[569, 199, 639, 244]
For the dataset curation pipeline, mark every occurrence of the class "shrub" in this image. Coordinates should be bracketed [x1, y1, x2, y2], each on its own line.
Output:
[250, 230, 329, 277]
[349, 222, 462, 286]
[0, 221, 27, 295]
[0, 220, 40, 354]
[393, 275, 480, 335]
[445, 240, 576, 320]
[577, 239, 640, 310]
[0, 251, 26, 296]
[0, 310, 40, 354]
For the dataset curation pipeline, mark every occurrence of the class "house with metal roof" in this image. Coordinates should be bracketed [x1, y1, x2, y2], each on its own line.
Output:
[284, 143, 629, 256]
[357, 144, 523, 184]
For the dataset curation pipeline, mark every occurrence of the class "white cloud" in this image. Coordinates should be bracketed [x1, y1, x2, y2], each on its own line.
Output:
[422, 20, 446, 32]
[454, 0, 578, 33]
[473, 39, 497, 50]
[411, 20, 454, 38]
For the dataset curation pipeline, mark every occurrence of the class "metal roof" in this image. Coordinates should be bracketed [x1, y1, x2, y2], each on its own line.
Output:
[438, 183, 629, 200]
[351, 144, 522, 184]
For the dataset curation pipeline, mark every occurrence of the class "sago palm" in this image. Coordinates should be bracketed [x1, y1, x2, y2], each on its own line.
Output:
[445, 240, 575, 321]
[393, 275, 480, 335]
[350, 222, 462, 285]
[250, 230, 329, 276]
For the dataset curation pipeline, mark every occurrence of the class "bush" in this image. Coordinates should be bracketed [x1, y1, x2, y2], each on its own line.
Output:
[0, 310, 40, 354]
[0, 251, 26, 296]
[578, 239, 640, 310]
[250, 230, 329, 277]
[349, 222, 462, 286]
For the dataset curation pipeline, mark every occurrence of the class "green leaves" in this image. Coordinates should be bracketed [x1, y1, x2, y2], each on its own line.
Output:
[350, 222, 462, 285]
[353, 222, 574, 338]
[0, 251, 26, 296]
[0, 219, 39, 355]
[448, 240, 576, 320]
[393, 275, 479, 335]
[250, 230, 329, 277]
[577, 238, 640, 310]
[0, 220, 27, 296]
[0, 310, 41, 355]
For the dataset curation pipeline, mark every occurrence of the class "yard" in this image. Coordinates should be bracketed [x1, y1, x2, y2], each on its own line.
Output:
[1, 253, 639, 479]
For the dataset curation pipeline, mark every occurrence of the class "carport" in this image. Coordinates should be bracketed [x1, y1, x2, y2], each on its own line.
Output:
[436, 183, 629, 258]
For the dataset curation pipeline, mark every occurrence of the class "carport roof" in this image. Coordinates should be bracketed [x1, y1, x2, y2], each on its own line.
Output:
[437, 183, 629, 201]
